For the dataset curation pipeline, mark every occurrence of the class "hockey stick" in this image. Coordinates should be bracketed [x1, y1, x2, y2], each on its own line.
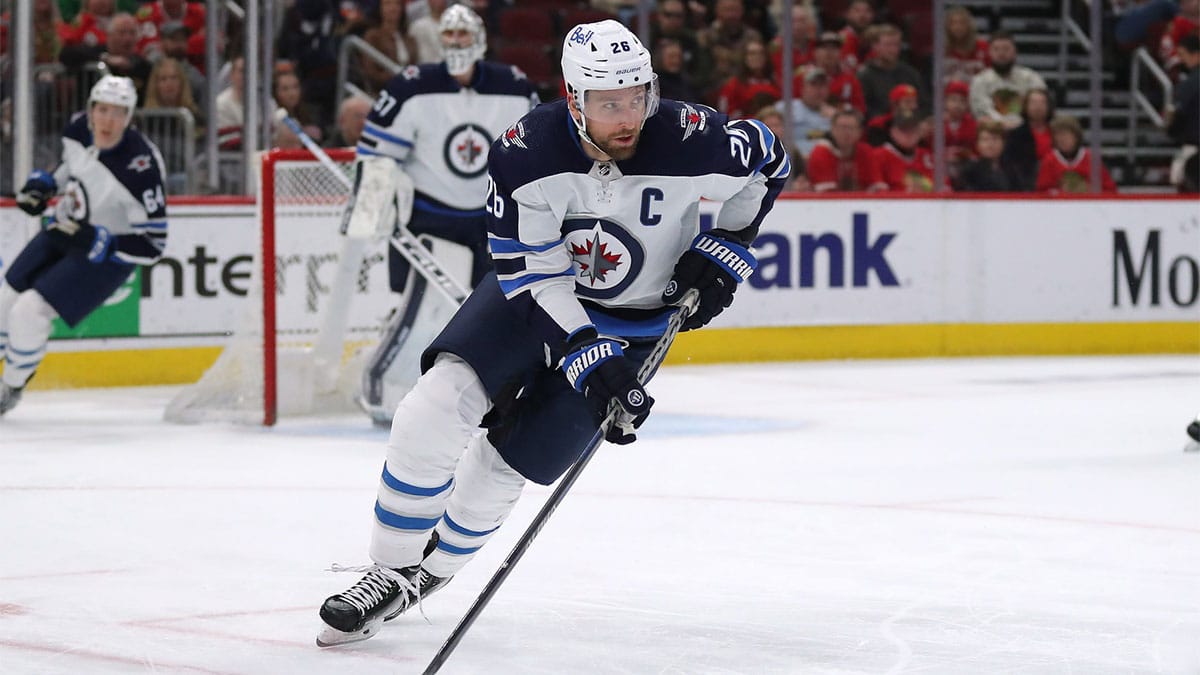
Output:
[279, 117, 470, 394]
[422, 289, 701, 675]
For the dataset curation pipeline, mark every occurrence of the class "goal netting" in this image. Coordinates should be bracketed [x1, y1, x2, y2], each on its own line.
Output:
[165, 148, 394, 425]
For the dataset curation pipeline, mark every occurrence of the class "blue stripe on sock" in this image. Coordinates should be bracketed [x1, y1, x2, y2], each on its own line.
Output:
[374, 501, 442, 531]
[442, 513, 498, 538]
[381, 466, 453, 497]
[436, 539, 481, 555]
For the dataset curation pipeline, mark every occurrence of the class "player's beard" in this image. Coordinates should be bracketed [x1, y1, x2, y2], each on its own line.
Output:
[592, 127, 641, 161]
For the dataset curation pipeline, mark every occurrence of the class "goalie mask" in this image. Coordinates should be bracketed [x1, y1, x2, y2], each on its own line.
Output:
[439, 4, 487, 76]
[560, 20, 659, 149]
[88, 75, 138, 128]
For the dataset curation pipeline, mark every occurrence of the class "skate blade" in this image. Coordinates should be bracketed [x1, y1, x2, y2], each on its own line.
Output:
[316, 618, 384, 648]
[1184, 440, 1200, 453]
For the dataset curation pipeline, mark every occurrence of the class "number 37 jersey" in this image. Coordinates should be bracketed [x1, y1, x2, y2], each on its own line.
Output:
[484, 98, 789, 347]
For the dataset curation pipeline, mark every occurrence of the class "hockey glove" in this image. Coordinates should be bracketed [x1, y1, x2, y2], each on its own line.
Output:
[662, 232, 758, 331]
[561, 329, 654, 445]
[16, 170, 57, 216]
[45, 216, 111, 263]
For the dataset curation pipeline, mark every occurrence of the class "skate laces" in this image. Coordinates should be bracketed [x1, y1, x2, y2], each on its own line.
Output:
[328, 563, 431, 622]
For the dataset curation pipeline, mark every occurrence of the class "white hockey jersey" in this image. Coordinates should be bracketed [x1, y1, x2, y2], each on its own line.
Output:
[486, 99, 789, 349]
[356, 62, 538, 212]
[53, 113, 169, 265]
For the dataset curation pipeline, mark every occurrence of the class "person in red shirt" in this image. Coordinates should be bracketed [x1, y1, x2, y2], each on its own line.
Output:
[807, 109, 886, 192]
[1035, 115, 1117, 193]
[875, 111, 942, 193]
[944, 80, 978, 169]
[809, 31, 865, 114]
[61, 0, 115, 50]
[944, 5, 989, 85]
[838, 0, 875, 73]
[135, 0, 205, 64]
[716, 38, 782, 118]
[866, 82, 918, 146]
[1160, 0, 1200, 75]
[770, 3, 816, 82]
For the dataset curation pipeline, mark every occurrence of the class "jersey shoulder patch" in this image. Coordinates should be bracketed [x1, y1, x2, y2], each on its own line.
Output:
[489, 100, 586, 191]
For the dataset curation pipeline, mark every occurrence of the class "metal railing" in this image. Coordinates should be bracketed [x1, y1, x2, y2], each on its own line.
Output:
[1127, 47, 1174, 168]
[134, 108, 199, 195]
[334, 35, 403, 113]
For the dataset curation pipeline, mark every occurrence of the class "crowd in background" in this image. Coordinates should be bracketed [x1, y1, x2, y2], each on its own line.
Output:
[0, 0, 1197, 194]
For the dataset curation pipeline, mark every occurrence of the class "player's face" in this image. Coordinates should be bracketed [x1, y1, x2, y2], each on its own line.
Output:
[90, 101, 128, 150]
[441, 28, 474, 50]
[579, 86, 648, 160]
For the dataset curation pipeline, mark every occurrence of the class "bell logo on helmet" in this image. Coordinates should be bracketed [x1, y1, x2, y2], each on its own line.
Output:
[569, 26, 594, 45]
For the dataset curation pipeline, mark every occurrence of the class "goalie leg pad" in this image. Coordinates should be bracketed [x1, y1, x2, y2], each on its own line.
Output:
[343, 156, 413, 240]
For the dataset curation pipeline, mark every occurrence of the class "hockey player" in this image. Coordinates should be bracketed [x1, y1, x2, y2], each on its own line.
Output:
[1, 75, 168, 416]
[316, 19, 788, 646]
[346, 4, 539, 425]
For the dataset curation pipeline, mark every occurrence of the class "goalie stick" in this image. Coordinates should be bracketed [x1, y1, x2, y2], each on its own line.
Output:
[279, 116, 470, 394]
[421, 289, 700, 675]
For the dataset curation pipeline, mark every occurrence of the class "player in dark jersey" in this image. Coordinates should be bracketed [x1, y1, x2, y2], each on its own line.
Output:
[0, 76, 168, 416]
[316, 19, 788, 647]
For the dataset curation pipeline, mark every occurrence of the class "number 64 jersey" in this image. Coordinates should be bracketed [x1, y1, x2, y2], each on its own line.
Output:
[53, 112, 168, 265]
[485, 98, 789, 350]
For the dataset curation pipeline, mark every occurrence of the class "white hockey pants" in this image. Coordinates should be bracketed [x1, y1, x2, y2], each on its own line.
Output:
[0, 284, 57, 389]
[370, 353, 525, 578]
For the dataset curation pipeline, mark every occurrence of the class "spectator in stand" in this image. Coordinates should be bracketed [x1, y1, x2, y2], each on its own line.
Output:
[60, 0, 115, 50]
[1160, 0, 1200, 76]
[943, 80, 978, 175]
[61, 12, 152, 96]
[778, 67, 835, 157]
[277, 0, 344, 130]
[273, 68, 325, 146]
[839, 0, 876, 73]
[651, 0, 713, 93]
[215, 55, 244, 149]
[807, 109, 886, 192]
[1165, 33, 1199, 191]
[32, 0, 67, 65]
[811, 31, 865, 114]
[969, 31, 1047, 129]
[1035, 115, 1117, 193]
[143, 56, 203, 130]
[755, 105, 808, 190]
[408, 0, 447, 64]
[656, 37, 704, 103]
[156, 21, 206, 110]
[698, 0, 765, 103]
[865, 83, 919, 146]
[956, 119, 1022, 191]
[875, 111, 939, 193]
[136, 0, 206, 65]
[1001, 87, 1054, 190]
[327, 94, 372, 147]
[858, 24, 927, 120]
[360, 0, 416, 96]
[944, 5, 989, 84]
[769, 4, 817, 82]
[717, 39, 781, 118]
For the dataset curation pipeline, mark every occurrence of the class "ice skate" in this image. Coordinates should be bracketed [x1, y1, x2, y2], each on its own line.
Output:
[0, 384, 24, 416]
[316, 535, 452, 647]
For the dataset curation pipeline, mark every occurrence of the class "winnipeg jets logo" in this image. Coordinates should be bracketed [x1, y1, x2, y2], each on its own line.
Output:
[127, 154, 153, 173]
[679, 104, 707, 141]
[571, 230, 623, 285]
[562, 218, 645, 300]
[500, 121, 528, 149]
[56, 179, 90, 224]
[443, 123, 490, 178]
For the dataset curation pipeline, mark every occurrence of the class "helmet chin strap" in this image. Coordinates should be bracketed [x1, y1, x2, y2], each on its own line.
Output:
[569, 107, 612, 161]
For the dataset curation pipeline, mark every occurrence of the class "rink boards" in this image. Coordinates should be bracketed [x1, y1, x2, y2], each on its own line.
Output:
[0, 195, 1196, 389]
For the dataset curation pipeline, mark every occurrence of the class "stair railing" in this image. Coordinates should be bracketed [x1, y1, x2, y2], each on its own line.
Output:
[1127, 46, 1174, 169]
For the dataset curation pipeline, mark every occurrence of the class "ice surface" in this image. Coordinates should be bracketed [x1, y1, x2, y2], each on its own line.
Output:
[2, 355, 1198, 674]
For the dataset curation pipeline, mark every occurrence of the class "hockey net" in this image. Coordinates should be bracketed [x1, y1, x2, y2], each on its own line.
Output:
[165, 148, 393, 425]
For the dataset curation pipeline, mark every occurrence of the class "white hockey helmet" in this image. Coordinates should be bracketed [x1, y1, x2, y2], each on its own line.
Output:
[88, 74, 138, 127]
[560, 19, 659, 124]
[439, 4, 487, 76]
